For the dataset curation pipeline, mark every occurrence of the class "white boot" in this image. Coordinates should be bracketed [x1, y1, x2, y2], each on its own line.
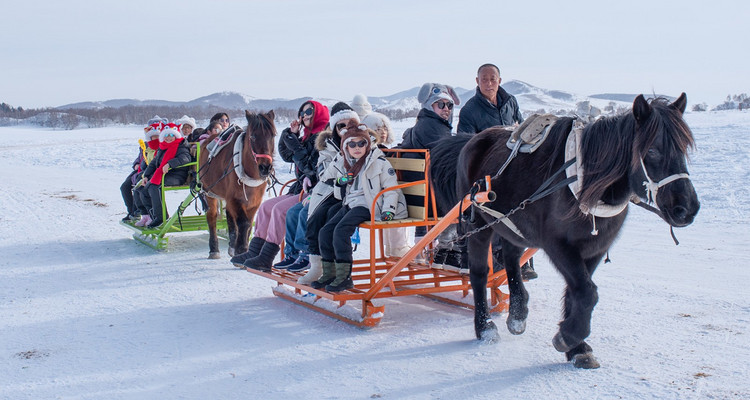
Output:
[297, 255, 323, 285]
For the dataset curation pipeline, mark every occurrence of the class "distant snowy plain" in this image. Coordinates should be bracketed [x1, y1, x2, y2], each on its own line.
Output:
[0, 110, 748, 399]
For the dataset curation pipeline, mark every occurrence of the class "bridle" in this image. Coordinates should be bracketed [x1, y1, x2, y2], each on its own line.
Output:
[639, 158, 690, 206]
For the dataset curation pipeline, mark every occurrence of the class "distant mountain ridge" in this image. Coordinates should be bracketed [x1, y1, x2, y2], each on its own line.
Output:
[57, 81, 652, 113]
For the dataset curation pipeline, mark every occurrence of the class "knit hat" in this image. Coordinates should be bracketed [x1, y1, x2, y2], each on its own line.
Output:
[417, 83, 461, 110]
[146, 115, 168, 127]
[340, 121, 374, 176]
[174, 115, 196, 131]
[159, 123, 183, 142]
[361, 112, 394, 145]
[351, 94, 373, 119]
[329, 102, 360, 132]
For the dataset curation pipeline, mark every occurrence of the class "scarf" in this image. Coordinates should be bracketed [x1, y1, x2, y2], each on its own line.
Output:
[150, 138, 184, 185]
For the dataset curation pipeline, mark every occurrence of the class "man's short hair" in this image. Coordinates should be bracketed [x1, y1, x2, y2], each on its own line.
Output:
[477, 63, 500, 76]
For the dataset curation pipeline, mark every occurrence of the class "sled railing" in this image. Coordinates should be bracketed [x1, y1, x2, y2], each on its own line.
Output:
[120, 143, 227, 250]
[245, 149, 537, 328]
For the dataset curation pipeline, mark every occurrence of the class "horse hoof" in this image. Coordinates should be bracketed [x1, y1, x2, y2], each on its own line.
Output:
[506, 317, 526, 335]
[228, 247, 236, 257]
[208, 252, 221, 260]
[476, 319, 499, 343]
[553, 332, 574, 352]
[573, 352, 600, 369]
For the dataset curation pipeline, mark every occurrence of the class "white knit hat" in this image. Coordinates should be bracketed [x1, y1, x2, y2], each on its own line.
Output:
[174, 115, 196, 130]
[361, 112, 394, 145]
[351, 94, 373, 119]
[159, 123, 183, 142]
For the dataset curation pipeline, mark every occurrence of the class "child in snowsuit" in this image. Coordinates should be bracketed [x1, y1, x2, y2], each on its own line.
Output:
[312, 121, 408, 292]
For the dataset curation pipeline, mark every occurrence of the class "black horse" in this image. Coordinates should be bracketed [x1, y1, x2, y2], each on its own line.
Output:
[430, 94, 699, 368]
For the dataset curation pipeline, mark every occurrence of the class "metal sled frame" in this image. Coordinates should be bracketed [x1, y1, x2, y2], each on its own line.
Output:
[120, 143, 228, 250]
[246, 149, 536, 328]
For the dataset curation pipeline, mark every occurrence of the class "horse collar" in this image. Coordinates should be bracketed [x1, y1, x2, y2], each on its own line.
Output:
[232, 131, 268, 188]
[564, 122, 629, 218]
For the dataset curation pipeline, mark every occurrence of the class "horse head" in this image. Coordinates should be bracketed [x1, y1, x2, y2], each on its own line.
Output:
[630, 93, 700, 227]
[245, 110, 277, 179]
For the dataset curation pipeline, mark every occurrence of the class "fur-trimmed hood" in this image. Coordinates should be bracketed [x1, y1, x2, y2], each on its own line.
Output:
[315, 128, 340, 151]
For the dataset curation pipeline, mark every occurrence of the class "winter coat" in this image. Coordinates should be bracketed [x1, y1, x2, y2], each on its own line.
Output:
[142, 140, 192, 186]
[278, 127, 319, 196]
[457, 86, 524, 134]
[278, 100, 329, 195]
[131, 146, 158, 185]
[320, 146, 408, 221]
[307, 129, 341, 217]
[400, 108, 453, 150]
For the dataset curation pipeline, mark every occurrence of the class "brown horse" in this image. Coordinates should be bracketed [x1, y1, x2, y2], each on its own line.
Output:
[198, 110, 276, 259]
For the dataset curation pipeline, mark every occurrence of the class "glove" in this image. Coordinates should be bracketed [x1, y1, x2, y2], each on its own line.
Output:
[336, 172, 355, 186]
[282, 131, 302, 151]
[380, 211, 395, 221]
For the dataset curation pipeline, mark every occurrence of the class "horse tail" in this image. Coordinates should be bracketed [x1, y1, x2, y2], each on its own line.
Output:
[429, 134, 474, 216]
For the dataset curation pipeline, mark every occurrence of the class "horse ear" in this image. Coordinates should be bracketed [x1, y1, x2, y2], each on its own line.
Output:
[245, 109, 252, 119]
[266, 109, 275, 121]
[633, 94, 651, 124]
[670, 92, 687, 114]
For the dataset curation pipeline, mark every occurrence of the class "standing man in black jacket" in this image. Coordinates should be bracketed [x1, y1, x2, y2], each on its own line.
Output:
[457, 63, 524, 133]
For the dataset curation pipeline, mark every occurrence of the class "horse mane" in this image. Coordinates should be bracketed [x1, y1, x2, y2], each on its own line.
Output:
[575, 97, 695, 209]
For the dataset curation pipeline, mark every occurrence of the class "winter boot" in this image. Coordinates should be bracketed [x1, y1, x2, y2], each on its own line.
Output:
[297, 255, 323, 285]
[310, 260, 336, 289]
[135, 215, 152, 227]
[325, 262, 353, 292]
[521, 257, 538, 280]
[243, 242, 280, 272]
[230, 237, 266, 266]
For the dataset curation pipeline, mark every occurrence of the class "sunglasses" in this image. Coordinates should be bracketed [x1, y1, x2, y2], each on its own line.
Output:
[347, 139, 368, 149]
[435, 100, 454, 110]
[164, 133, 176, 138]
[299, 108, 314, 117]
[335, 122, 347, 131]
[219, 118, 229, 123]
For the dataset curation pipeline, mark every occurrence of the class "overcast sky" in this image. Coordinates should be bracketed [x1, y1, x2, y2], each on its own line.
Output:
[3, 0, 747, 108]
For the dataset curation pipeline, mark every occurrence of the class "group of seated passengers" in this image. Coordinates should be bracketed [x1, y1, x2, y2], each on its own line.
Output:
[120, 71, 535, 283]
[120, 112, 233, 228]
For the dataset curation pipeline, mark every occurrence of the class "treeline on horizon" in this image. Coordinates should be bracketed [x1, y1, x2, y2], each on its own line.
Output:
[0, 102, 420, 130]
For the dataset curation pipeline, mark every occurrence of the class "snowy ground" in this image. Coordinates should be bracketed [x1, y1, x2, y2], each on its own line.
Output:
[1, 111, 749, 399]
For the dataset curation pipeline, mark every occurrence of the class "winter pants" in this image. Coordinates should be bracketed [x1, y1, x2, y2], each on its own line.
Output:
[254, 194, 299, 245]
[120, 171, 138, 215]
[133, 185, 149, 215]
[319, 205, 370, 264]
[143, 183, 166, 221]
[283, 201, 309, 259]
[305, 197, 342, 256]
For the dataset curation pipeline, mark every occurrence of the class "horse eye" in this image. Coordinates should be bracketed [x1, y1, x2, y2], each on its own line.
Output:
[647, 148, 661, 158]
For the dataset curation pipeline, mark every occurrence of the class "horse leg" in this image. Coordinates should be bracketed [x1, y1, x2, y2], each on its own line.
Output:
[548, 246, 602, 369]
[225, 202, 238, 257]
[467, 227, 498, 342]
[500, 240, 529, 335]
[233, 205, 253, 255]
[206, 196, 221, 259]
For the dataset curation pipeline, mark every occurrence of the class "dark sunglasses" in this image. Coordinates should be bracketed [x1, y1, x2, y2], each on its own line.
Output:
[347, 139, 368, 149]
[219, 118, 229, 123]
[435, 100, 454, 110]
[335, 122, 347, 131]
[299, 108, 314, 117]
